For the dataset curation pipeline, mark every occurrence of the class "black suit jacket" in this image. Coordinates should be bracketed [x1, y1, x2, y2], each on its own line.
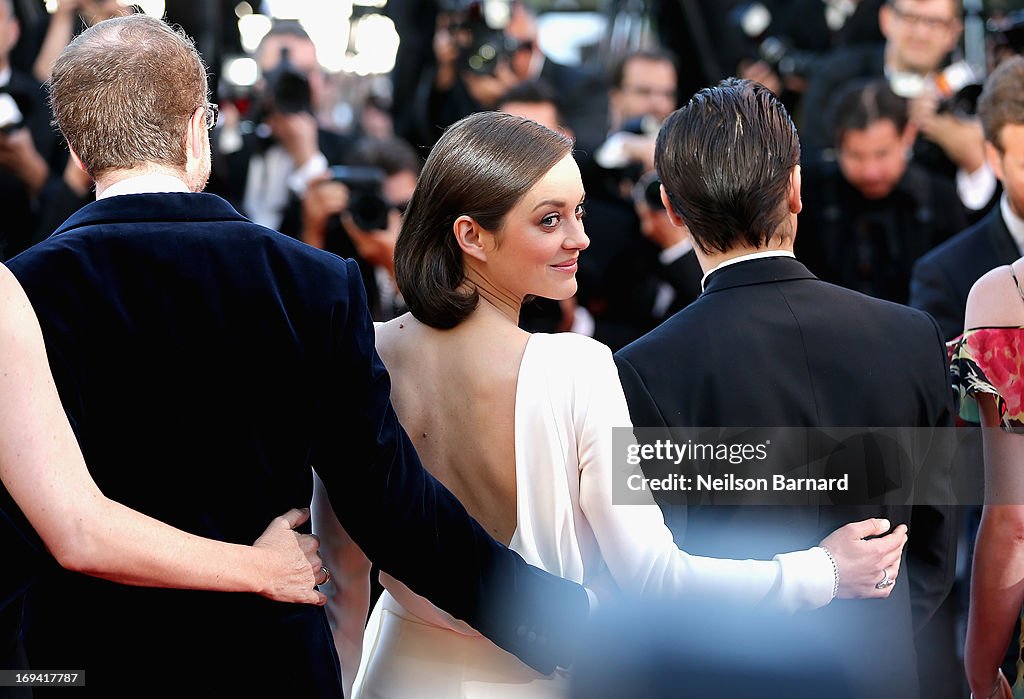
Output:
[910, 207, 1020, 341]
[614, 256, 956, 698]
[5, 193, 587, 695]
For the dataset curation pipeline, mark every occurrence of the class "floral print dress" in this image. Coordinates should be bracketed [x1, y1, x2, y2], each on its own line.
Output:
[950, 266, 1024, 696]
[951, 326, 1024, 433]
[951, 264, 1024, 431]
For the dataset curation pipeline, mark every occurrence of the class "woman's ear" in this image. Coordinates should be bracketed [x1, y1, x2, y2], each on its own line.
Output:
[453, 215, 488, 263]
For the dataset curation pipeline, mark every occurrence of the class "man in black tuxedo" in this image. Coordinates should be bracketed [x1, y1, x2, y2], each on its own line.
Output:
[911, 56, 1024, 341]
[6, 15, 588, 696]
[614, 79, 956, 698]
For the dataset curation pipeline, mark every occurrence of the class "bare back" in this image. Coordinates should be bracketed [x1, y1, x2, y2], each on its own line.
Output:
[375, 313, 530, 544]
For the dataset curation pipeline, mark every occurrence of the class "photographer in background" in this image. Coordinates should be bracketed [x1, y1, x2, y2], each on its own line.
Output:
[301, 137, 420, 321]
[799, 79, 966, 303]
[0, 0, 60, 261]
[407, 0, 606, 151]
[591, 49, 677, 178]
[598, 170, 703, 347]
[208, 21, 351, 235]
[800, 0, 994, 215]
[733, 0, 884, 110]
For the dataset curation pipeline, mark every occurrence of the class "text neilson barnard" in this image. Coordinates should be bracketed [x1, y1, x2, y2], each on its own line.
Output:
[627, 473, 850, 492]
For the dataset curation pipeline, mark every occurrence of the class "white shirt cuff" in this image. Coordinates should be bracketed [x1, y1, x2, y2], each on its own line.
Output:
[956, 162, 997, 211]
[659, 239, 694, 266]
[771, 546, 836, 612]
[287, 152, 329, 197]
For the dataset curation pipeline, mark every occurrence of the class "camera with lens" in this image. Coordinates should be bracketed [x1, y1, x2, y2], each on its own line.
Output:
[229, 45, 313, 129]
[732, 2, 819, 80]
[259, 46, 312, 117]
[329, 166, 391, 232]
[442, 0, 519, 76]
[888, 60, 981, 116]
[757, 37, 818, 81]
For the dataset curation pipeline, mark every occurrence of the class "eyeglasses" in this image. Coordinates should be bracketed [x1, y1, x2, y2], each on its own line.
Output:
[890, 5, 956, 31]
[202, 102, 219, 130]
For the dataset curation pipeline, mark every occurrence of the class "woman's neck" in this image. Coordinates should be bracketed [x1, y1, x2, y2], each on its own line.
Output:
[462, 267, 522, 325]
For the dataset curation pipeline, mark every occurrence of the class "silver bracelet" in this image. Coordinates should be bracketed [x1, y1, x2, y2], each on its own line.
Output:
[819, 546, 840, 600]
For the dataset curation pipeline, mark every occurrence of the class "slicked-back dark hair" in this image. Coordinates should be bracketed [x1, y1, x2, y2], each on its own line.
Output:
[655, 78, 800, 254]
[394, 112, 573, 329]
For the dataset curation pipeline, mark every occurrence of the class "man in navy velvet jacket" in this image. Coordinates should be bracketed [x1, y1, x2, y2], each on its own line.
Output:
[6, 15, 588, 696]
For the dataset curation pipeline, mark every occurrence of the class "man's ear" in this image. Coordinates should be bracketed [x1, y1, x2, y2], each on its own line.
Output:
[186, 106, 205, 160]
[659, 185, 687, 227]
[453, 215, 488, 263]
[68, 145, 88, 174]
[788, 165, 802, 215]
[986, 141, 1005, 183]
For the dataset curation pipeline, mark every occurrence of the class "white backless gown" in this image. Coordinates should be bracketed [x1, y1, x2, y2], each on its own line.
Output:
[351, 333, 832, 698]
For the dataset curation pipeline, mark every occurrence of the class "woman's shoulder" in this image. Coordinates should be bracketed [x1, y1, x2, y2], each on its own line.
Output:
[372, 313, 423, 368]
[965, 262, 1024, 330]
[374, 312, 422, 341]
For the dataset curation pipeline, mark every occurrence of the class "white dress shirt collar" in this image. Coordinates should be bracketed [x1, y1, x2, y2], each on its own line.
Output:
[1000, 192, 1024, 256]
[0, 67, 11, 88]
[97, 173, 191, 200]
[700, 250, 796, 291]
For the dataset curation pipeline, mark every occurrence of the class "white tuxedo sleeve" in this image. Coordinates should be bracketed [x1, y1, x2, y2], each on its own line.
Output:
[575, 342, 835, 612]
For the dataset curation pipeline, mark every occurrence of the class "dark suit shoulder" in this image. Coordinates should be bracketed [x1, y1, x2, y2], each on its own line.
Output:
[10, 192, 358, 313]
[914, 209, 1006, 274]
[617, 275, 941, 371]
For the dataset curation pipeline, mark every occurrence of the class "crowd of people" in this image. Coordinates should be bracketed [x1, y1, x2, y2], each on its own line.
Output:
[1, 1, 1024, 698]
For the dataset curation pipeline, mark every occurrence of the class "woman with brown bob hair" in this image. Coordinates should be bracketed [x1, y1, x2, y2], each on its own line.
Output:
[325, 112, 908, 697]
